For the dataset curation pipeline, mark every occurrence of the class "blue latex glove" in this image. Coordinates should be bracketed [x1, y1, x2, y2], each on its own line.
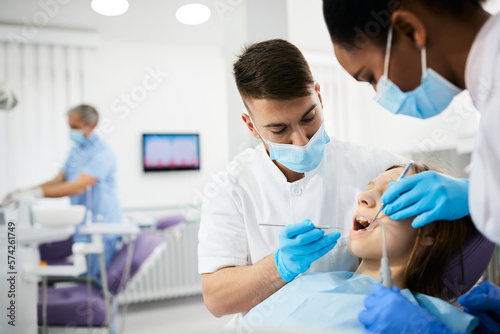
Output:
[459, 281, 500, 334]
[381, 171, 469, 228]
[274, 219, 340, 282]
[359, 284, 467, 334]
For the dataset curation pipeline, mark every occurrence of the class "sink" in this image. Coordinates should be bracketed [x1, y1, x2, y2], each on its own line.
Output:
[32, 205, 86, 227]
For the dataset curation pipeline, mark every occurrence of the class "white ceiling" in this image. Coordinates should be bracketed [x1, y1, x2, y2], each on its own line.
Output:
[0, 0, 227, 46]
[0, 0, 499, 49]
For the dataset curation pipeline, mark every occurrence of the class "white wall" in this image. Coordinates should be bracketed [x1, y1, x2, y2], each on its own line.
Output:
[92, 39, 229, 209]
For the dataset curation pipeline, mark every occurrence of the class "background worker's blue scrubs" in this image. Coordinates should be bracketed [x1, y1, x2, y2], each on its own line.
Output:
[62, 133, 121, 278]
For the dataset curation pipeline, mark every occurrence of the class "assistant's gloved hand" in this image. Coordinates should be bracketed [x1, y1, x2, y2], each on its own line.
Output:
[360, 284, 466, 334]
[274, 219, 340, 282]
[381, 171, 469, 228]
[459, 280, 500, 333]
[1, 187, 43, 206]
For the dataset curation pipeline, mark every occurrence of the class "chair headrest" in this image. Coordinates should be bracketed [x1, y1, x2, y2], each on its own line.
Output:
[442, 227, 495, 300]
[107, 230, 164, 294]
[155, 214, 186, 230]
[39, 235, 74, 261]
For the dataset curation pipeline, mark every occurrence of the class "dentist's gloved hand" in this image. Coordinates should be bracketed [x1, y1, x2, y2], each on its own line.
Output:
[360, 284, 466, 334]
[459, 280, 500, 334]
[382, 171, 469, 228]
[275, 219, 340, 282]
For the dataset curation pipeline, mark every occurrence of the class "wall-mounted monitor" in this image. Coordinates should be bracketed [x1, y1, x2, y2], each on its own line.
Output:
[142, 133, 200, 172]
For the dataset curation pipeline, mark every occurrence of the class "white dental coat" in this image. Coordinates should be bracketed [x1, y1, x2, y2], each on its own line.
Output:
[466, 13, 500, 245]
[198, 138, 405, 275]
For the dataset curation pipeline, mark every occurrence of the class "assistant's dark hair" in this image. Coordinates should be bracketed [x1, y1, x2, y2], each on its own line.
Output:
[233, 39, 315, 101]
[385, 163, 475, 300]
[323, 0, 486, 49]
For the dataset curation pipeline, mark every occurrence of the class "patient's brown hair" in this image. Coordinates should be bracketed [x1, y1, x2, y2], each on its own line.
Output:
[385, 163, 474, 300]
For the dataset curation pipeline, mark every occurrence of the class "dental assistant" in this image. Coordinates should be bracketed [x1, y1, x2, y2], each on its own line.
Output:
[322, 0, 500, 332]
[198, 39, 405, 321]
[2, 104, 121, 278]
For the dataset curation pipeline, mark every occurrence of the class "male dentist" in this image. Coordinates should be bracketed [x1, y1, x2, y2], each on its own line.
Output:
[198, 39, 404, 321]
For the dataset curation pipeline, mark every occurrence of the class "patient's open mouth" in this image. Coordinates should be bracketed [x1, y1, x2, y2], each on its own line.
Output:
[353, 216, 371, 231]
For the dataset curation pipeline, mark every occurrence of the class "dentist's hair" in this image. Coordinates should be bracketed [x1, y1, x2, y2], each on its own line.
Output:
[67, 104, 99, 125]
[323, 0, 486, 50]
[233, 39, 315, 101]
[385, 163, 475, 300]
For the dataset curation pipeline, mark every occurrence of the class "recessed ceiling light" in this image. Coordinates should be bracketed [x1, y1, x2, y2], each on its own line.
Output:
[91, 0, 129, 16]
[176, 3, 211, 25]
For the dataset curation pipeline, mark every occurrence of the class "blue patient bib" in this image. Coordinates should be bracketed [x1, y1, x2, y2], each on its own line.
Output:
[238, 272, 477, 333]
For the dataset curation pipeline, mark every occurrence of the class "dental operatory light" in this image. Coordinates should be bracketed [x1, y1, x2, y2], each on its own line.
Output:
[91, 0, 129, 16]
[176, 3, 211, 25]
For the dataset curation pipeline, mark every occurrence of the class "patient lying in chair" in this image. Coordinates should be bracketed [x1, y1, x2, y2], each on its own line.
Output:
[238, 163, 479, 333]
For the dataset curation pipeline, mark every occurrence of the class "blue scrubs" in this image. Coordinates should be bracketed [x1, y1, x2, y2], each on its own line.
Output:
[62, 133, 121, 279]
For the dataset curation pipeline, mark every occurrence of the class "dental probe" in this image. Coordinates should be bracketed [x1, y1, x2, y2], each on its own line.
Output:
[259, 223, 342, 230]
[367, 160, 414, 288]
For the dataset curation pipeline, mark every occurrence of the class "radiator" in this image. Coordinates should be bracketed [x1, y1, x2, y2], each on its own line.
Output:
[116, 221, 202, 304]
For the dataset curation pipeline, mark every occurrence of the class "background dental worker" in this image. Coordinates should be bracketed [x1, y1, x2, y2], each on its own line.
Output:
[2, 104, 121, 278]
[198, 39, 405, 322]
[322, 0, 500, 332]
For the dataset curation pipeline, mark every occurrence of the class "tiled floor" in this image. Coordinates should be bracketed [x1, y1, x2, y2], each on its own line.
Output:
[121, 295, 230, 334]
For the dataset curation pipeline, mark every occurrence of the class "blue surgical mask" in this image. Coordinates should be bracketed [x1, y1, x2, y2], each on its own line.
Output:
[374, 26, 462, 119]
[69, 129, 86, 144]
[251, 118, 331, 173]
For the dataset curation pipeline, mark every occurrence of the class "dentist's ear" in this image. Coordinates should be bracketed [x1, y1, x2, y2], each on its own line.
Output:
[241, 113, 261, 140]
[315, 82, 324, 109]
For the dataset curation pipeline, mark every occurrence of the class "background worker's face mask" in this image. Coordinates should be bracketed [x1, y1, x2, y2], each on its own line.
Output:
[374, 26, 462, 119]
[251, 118, 331, 173]
[69, 129, 86, 144]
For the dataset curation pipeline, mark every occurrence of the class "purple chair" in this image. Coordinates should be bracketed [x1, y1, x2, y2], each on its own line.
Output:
[155, 214, 186, 231]
[442, 227, 496, 300]
[39, 236, 74, 265]
[37, 230, 164, 328]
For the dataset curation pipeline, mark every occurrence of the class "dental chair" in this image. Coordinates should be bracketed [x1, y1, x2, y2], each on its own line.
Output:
[39, 236, 74, 266]
[155, 214, 186, 231]
[443, 227, 496, 300]
[37, 230, 165, 333]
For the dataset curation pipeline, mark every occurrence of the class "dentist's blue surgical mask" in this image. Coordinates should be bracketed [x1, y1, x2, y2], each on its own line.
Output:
[69, 129, 86, 144]
[251, 118, 331, 173]
[374, 26, 462, 119]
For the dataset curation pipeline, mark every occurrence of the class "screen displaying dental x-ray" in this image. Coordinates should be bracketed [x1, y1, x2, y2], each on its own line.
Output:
[142, 133, 200, 171]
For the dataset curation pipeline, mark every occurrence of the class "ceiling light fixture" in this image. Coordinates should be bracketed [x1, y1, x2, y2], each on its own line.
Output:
[176, 3, 211, 25]
[91, 0, 129, 16]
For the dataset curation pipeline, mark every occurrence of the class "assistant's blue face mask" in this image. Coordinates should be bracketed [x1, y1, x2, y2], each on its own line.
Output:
[251, 117, 331, 173]
[374, 26, 462, 119]
[69, 129, 86, 144]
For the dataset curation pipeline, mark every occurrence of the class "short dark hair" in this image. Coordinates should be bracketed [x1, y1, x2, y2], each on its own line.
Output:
[323, 0, 486, 49]
[233, 39, 315, 101]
